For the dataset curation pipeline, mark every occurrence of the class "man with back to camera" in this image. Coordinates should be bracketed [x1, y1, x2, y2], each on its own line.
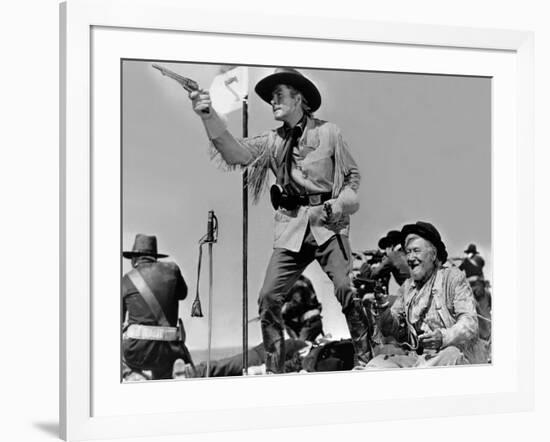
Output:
[121, 234, 193, 380]
[185, 67, 371, 372]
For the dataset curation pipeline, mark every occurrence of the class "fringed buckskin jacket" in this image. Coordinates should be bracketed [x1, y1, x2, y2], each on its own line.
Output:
[378, 266, 488, 364]
[203, 112, 361, 252]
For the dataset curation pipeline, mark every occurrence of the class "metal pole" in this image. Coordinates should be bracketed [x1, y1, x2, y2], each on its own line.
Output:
[242, 97, 249, 375]
[206, 242, 213, 377]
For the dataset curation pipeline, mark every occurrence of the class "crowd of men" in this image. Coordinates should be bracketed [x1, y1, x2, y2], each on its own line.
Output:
[121, 228, 492, 380]
[121, 67, 492, 381]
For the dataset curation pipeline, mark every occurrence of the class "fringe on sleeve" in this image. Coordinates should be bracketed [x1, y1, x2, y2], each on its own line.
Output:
[206, 132, 274, 204]
[247, 134, 274, 204]
[207, 141, 240, 172]
[332, 128, 353, 197]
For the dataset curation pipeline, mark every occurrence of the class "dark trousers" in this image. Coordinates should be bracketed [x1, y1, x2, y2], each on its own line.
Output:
[258, 228, 355, 373]
[194, 339, 308, 377]
[122, 338, 193, 380]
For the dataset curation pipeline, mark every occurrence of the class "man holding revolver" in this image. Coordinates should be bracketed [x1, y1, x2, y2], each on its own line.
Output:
[186, 67, 371, 372]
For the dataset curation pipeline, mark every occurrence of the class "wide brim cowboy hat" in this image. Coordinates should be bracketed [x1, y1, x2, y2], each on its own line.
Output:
[254, 67, 322, 113]
[122, 233, 168, 259]
[400, 221, 448, 263]
[464, 243, 478, 254]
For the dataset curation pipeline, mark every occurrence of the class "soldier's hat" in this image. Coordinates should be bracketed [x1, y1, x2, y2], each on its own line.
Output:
[377, 230, 402, 249]
[377, 236, 389, 249]
[464, 243, 478, 254]
[254, 67, 322, 112]
[385, 230, 403, 247]
[122, 234, 168, 259]
[401, 221, 448, 263]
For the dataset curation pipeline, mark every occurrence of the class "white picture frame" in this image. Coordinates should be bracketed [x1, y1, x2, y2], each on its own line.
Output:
[60, 0, 534, 440]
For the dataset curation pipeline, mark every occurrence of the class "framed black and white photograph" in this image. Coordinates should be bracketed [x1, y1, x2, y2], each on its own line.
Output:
[60, 0, 534, 440]
[121, 61, 492, 381]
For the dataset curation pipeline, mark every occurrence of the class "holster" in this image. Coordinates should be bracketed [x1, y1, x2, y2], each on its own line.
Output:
[177, 318, 186, 343]
[270, 184, 295, 210]
[270, 184, 331, 210]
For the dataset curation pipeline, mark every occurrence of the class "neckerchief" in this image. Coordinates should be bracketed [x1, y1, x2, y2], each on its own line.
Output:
[276, 115, 307, 196]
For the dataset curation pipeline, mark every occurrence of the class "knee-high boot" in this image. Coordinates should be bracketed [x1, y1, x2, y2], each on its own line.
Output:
[344, 299, 373, 367]
[264, 338, 286, 374]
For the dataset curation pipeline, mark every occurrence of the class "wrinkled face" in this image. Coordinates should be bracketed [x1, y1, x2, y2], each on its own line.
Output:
[270, 84, 301, 122]
[405, 235, 437, 284]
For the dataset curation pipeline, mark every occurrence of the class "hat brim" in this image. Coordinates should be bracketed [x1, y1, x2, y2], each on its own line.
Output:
[255, 72, 321, 112]
[401, 224, 448, 262]
[122, 251, 168, 259]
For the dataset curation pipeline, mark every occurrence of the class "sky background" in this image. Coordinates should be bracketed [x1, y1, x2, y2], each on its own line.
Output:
[122, 61, 491, 356]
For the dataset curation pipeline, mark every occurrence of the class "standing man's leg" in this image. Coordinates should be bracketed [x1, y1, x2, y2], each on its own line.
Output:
[258, 242, 315, 373]
[315, 234, 373, 366]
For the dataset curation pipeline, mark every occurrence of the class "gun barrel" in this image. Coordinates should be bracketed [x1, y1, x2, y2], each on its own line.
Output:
[151, 63, 200, 92]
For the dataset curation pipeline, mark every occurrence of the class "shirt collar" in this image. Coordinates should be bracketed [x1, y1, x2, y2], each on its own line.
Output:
[282, 114, 308, 137]
[409, 268, 438, 290]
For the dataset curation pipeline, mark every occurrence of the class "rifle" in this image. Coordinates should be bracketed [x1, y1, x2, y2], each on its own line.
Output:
[353, 276, 386, 300]
[363, 249, 386, 265]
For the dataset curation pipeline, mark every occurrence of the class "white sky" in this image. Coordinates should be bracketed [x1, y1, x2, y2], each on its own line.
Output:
[122, 61, 491, 353]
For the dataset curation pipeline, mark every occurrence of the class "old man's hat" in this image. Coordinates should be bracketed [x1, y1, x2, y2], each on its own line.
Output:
[464, 243, 478, 254]
[401, 221, 448, 263]
[254, 67, 322, 112]
[122, 233, 168, 259]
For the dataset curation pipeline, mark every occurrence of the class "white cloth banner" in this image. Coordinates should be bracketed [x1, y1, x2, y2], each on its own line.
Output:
[209, 66, 249, 115]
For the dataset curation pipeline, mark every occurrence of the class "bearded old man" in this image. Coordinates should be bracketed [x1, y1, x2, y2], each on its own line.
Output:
[366, 221, 488, 368]
[186, 67, 371, 372]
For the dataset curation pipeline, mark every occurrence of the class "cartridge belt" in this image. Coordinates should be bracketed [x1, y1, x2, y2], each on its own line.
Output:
[124, 324, 181, 341]
[270, 184, 332, 210]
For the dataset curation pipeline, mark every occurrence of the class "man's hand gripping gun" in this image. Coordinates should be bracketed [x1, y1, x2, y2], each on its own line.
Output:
[152, 64, 210, 115]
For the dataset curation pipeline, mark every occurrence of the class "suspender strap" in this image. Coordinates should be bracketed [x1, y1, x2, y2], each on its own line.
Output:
[128, 268, 170, 327]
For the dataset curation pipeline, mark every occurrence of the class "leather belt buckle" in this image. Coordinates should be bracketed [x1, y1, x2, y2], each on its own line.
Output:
[308, 194, 321, 206]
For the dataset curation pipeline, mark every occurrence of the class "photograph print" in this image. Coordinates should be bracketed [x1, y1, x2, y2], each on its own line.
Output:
[120, 60, 492, 382]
